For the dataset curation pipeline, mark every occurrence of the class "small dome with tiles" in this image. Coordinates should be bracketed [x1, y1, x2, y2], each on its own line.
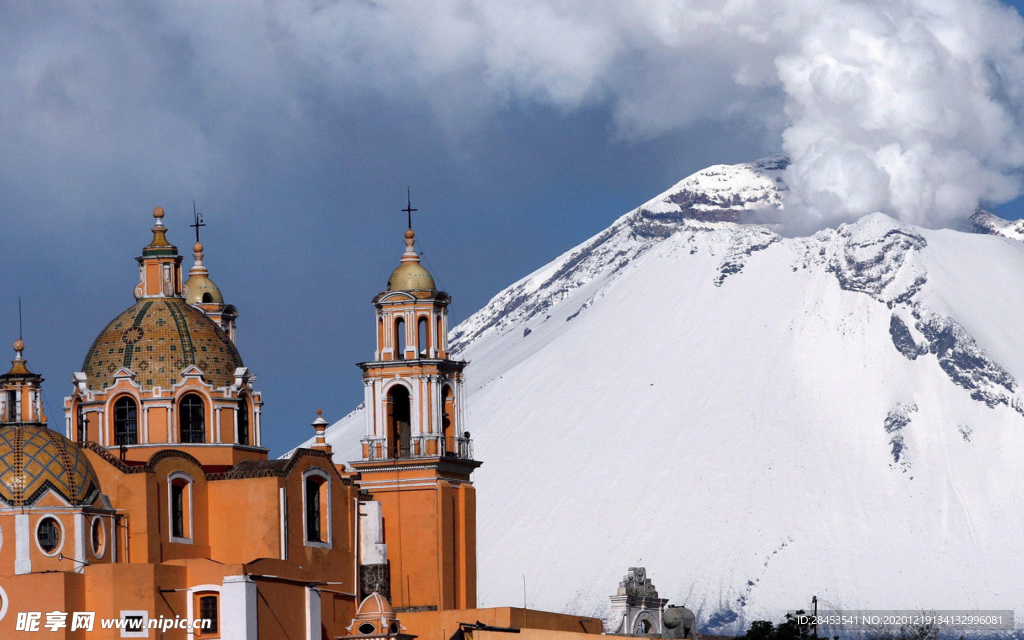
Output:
[82, 297, 243, 391]
[0, 425, 100, 507]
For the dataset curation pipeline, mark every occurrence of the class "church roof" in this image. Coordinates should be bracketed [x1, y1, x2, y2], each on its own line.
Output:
[0, 425, 100, 507]
[81, 297, 243, 391]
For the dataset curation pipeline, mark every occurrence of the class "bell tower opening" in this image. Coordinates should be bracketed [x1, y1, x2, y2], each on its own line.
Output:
[386, 385, 411, 458]
[395, 317, 406, 360]
[418, 316, 428, 357]
[441, 385, 454, 454]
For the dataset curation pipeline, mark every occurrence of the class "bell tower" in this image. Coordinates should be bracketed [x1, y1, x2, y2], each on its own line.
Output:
[351, 219, 480, 613]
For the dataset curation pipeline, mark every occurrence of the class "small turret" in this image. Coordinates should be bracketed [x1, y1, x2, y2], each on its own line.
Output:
[182, 220, 238, 343]
[311, 409, 332, 454]
[134, 207, 185, 299]
[0, 339, 46, 425]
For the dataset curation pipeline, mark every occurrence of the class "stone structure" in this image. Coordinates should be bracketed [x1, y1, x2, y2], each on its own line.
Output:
[609, 566, 670, 635]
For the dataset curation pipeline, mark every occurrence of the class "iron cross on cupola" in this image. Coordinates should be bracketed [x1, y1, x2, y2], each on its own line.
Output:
[403, 187, 417, 230]
[190, 201, 206, 243]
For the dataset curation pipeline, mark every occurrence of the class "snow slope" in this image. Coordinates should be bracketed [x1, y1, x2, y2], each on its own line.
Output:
[303, 158, 1024, 631]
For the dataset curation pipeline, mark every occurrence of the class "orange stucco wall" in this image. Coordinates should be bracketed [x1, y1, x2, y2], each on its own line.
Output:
[400, 607, 605, 640]
[356, 461, 477, 612]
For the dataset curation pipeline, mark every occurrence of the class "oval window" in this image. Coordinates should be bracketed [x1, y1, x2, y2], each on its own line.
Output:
[91, 517, 106, 558]
[37, 517, 62, 555]
[359, 623, 376, 635]
[390, 622, 400, 633]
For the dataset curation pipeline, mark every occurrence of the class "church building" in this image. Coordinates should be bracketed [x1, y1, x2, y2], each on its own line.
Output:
[0, 207, 613, 640]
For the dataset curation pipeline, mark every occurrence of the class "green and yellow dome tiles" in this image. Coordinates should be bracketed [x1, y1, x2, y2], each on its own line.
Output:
[0, 425, 100, 507]
[82, 297, 243, 391]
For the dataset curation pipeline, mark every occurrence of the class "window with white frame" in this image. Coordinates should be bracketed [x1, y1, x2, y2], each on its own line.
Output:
[302, 470, 331, 547]
[168, 472, 194, 543]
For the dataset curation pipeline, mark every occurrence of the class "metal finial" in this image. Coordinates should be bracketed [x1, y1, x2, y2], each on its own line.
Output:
[402, 187, 418, 230]
[18, 297, 22, 341]
[190, 202, 206, 244]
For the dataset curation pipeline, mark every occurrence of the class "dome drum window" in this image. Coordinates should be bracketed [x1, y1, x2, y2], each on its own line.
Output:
[36, 516, 63, 556]
[91, 517, 106, 559]
[179, 394, 206, 444]
[113, 396, 138, 446]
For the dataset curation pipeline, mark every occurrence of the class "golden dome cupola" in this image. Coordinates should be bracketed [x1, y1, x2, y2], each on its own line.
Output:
[183, 239, 237, 342]
[184, 242, 224, 305]
[386, 228, 436, 293]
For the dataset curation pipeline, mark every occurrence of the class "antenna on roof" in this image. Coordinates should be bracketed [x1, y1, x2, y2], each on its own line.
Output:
[190, 201, 206, 243]
[18, 297, 23, 341]
[402, 187, 418, 230]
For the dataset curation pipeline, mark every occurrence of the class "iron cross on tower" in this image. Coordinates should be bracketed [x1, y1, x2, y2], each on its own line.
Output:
[190, 201, 206, 243]
[403, 187, 417, 230]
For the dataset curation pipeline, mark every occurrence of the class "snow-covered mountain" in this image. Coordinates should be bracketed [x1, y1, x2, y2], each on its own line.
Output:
[303, 158, 1024, 631]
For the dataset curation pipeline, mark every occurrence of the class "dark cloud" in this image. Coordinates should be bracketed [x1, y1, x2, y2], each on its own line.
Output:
[1, 1, 1022, 453]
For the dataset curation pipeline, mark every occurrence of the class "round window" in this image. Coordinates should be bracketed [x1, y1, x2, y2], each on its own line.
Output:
[358, 622, 376, 635]
[36, 517, 62, 555]
[91, 517, 106, 558]
[390, 622, 400, 633]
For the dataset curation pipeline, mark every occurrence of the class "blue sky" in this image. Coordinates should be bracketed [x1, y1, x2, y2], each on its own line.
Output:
[2, 1, 1023, 455]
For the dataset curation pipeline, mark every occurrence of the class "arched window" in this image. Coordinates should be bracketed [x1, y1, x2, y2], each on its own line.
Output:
[418, 316, 428, 356]
[202, 292, 213, 304]
[303, 471, 331, 547]
[237, 397, 250, 446]
[436, 314, 444, 353]
[169, 473, 193, 543]
[387, 385, 411, 458]
[395, 317, 406, 359]
[113, 396, 138, 446]
[179, 393, 205, 443]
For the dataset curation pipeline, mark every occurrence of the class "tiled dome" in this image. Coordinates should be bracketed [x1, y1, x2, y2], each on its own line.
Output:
[82, 297, 243, 391]
[0, 425, 100, 507]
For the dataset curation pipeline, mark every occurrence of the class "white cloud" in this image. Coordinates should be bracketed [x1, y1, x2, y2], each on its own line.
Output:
[2, 0, 1023, 230]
